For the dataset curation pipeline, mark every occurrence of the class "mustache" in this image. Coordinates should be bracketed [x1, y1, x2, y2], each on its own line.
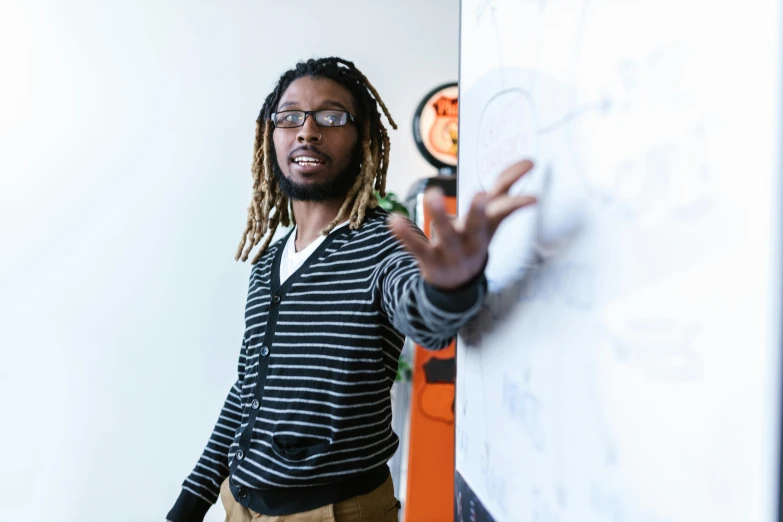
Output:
[287, 145, 331, 162]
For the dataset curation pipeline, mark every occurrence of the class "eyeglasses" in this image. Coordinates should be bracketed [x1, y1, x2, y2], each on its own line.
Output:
[271, 110, 355, 129]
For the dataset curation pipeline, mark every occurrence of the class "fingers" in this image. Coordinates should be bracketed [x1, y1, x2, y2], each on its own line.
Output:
[462, 191, 489, 238]
[487, 194, 538, 230]
[425, 188, 460, 250]
[388, 214, 433, 265]
[488, 159, 534, 198]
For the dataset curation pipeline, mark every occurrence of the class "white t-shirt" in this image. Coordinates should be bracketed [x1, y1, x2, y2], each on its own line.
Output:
[279, 221, 350, 285]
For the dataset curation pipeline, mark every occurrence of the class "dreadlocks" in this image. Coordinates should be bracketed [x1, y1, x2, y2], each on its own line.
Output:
[235, 57, 397, 264]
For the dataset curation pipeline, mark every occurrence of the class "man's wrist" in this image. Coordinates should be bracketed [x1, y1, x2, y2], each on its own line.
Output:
[422, 269, 487, 314]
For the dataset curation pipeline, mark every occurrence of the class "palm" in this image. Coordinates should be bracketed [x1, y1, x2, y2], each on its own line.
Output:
[389, 159, 536, 290]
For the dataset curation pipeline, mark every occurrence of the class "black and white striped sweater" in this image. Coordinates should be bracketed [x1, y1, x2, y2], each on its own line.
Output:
[167, 208, 486, 521]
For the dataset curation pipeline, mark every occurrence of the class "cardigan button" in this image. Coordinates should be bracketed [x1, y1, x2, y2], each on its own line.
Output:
[260, 346, 270, 357]
[271, 294, 281, 304]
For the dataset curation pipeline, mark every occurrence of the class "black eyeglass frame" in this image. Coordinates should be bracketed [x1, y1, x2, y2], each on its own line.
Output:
[270, 110, 356, 128]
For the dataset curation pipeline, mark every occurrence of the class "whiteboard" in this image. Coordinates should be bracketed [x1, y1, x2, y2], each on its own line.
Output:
[456, 1, 783, 521]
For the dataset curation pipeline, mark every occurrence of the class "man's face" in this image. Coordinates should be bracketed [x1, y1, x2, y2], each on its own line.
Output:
[272, 76, 360, 202]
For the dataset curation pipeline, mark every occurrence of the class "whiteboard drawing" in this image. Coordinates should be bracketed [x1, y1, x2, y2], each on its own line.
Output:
[456, 0, 782, 521]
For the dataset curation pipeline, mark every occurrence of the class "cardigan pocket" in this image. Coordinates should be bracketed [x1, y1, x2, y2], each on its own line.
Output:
[270, 434, 332, 462]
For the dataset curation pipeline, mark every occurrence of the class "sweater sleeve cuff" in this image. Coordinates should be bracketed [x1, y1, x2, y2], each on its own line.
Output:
[166, 489, 212, 522]
[423, 269, 488, 314]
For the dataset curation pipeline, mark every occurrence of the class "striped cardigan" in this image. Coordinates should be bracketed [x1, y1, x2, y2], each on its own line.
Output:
[167, 208, 486, 521]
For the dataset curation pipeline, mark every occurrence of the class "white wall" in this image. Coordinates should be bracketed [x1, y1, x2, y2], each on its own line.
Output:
[0, 1, 458, 520]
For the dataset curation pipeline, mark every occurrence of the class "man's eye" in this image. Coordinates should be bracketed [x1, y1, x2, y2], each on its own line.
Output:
[283, 113, 302, 122]
[317, 111, 345, 126]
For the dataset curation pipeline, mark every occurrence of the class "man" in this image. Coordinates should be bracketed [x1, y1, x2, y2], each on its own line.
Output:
[166, 57, 535, 522]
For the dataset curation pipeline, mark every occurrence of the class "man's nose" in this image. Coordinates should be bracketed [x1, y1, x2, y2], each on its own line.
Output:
[296, 115, 321, 143]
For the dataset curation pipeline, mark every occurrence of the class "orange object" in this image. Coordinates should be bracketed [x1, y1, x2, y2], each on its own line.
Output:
[404, 177, 457, 522]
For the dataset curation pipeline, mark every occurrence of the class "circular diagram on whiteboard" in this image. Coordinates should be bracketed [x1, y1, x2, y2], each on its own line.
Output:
[476, 88, 539, 192]
[413, 82, 459, 170]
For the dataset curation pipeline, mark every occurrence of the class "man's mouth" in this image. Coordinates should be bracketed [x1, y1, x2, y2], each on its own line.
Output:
[288, 148, 329, 175]
[288, 150, 329, 175]
[291, 155, 326, 167]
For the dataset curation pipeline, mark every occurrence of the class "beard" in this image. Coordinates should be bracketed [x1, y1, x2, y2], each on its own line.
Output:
[273, 148, 362, 202]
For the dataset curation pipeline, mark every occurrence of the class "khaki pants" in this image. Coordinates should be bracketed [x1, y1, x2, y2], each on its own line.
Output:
[220, 476, 400, 522]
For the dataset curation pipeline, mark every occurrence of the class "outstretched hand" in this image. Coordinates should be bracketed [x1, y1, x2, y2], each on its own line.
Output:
[389, 159, 537, 290]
